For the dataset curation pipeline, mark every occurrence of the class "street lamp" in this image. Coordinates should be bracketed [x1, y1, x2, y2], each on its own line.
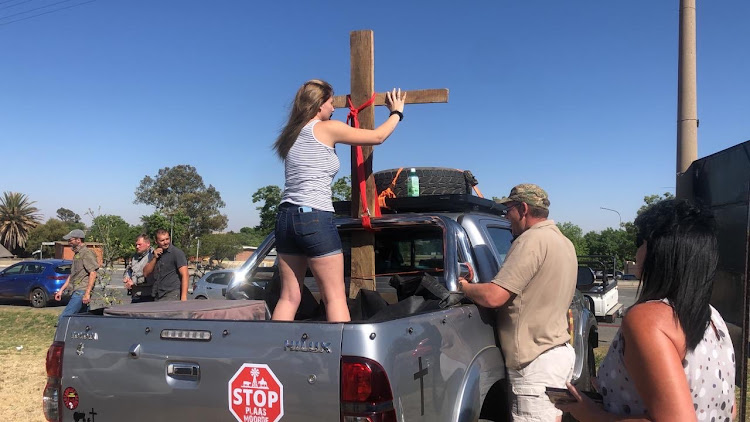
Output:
[600, 207, 622, 228]
[195, 237, 201, 264]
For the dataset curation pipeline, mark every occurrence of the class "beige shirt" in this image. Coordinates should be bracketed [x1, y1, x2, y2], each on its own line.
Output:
[491, 220, 577, 369]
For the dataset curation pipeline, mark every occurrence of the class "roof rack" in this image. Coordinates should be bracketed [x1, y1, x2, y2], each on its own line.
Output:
[333, 194, 507, 217]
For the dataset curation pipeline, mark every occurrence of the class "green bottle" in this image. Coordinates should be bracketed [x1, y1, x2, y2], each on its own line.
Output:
[407, 168, 420, 197]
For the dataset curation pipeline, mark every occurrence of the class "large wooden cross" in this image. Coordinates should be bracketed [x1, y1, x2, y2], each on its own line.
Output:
[331, 30, 448, 298]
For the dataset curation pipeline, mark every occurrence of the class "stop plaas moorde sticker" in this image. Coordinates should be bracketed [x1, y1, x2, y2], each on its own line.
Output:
[228, 363, 284, 422]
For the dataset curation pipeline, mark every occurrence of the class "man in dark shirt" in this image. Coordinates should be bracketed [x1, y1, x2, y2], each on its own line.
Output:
[143, 229, 189, 301]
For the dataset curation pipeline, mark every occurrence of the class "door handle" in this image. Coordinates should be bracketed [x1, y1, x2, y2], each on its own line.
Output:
[167, 363, 200, 380]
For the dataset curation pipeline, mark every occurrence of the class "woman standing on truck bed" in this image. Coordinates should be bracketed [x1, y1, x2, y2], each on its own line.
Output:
[559, 199, 735, 421]
[272, 79, 406, 322]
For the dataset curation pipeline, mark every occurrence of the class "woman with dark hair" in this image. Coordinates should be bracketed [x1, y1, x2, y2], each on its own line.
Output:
[559, 199, 735, 421]
[272, 79, 405, 322]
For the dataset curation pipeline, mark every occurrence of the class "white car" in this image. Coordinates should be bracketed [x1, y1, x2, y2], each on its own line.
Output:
[191, 269, 236, 300]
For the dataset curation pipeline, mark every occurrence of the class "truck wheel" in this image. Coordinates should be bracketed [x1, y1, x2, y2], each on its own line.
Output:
[374, 167, 476, 197]
[575, 337, 597, 392]
[195, 295, 208, 300]
[30, 288, 48, 308]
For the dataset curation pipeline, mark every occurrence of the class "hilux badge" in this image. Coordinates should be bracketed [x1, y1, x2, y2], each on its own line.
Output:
[283, 340, 332, 353]
[71, 331, 99, 340]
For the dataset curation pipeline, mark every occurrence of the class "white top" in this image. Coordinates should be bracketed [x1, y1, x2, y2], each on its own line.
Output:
[598, 301, 735, 420]
[281, 120, 340, 212]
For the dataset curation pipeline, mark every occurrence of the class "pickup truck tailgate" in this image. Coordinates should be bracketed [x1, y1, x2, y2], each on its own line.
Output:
[59, 315, 344, 421]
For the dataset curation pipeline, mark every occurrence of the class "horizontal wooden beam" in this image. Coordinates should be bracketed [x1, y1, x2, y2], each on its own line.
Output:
[332, 88, 449, 109]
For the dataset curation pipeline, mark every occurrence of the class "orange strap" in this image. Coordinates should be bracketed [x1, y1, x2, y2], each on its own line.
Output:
[377, 167, 404, 209]
[346, 94, 381, 231]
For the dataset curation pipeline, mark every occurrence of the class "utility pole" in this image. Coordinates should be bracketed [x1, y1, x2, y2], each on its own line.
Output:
[676, 0, 698, 199]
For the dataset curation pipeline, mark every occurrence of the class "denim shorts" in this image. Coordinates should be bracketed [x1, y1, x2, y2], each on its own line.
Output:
[275, 202, 342, 258]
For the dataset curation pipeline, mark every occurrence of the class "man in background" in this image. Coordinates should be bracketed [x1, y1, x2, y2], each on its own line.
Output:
[123, 234, 154, 303]
[143, 229, 189, 301]
[55, 229, 99, 323]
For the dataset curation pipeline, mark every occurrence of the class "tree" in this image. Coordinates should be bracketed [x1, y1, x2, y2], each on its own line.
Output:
[198, 233, 243, 262]
[637, 192, 674, 216]
[583, 228, 636, 269]
[87, 210, 140, 267]
[251, 185, 282, 236]
[332, 176, 352, 201]
[238, 227, 266, 247]
[140, 211, 189, 247]
[56, 207, 81, 224]
[134, 165, 228, 244]
[25, 218, 82, 257]
[0, 191, 41, 253]
[557, 222, 589, 256]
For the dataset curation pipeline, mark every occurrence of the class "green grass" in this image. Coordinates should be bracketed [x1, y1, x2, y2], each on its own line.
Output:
[0, 308, 57, 354]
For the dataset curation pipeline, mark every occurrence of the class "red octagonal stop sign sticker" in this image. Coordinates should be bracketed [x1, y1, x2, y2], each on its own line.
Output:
[228, 363, 284, 422]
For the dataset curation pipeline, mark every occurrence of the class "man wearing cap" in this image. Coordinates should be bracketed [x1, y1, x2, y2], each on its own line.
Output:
[54, 229, 100, 323]
[458, 184, 577, 422]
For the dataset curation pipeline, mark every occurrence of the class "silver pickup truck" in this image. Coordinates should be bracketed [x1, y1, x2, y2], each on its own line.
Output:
[43, 195, 597, 422]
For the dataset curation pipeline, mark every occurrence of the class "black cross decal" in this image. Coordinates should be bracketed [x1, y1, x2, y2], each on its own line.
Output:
[88, 408, 97, 422]
[413, 356, 429, 416]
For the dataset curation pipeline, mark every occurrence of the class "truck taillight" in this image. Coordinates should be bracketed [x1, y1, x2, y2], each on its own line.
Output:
[341, 356, 396, 422]
[43, 341, 64, 422]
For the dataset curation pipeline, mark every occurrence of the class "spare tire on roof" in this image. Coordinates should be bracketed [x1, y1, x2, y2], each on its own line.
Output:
[374, 167, 478, 197]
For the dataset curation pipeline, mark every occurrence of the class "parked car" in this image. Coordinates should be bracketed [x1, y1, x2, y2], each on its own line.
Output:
[577, 255, 623, 323]
[0, 259, 71, 307]
[191, 269, 235, 299]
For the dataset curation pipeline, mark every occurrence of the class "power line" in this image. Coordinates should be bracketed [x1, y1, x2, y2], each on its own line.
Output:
[0, 0, 32, 5]
[0, 0, 93, 26]
[0, 0, 35, 12]
[1, 0, 82, 21]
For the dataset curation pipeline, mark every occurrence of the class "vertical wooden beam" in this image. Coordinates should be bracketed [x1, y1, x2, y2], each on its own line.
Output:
[348, 30, 376, 298]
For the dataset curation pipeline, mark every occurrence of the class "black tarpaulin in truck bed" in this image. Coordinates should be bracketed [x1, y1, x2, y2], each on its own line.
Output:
[103, 299, 270, 320]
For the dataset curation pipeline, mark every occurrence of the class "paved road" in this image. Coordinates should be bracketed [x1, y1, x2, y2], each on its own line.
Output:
[595, 282, 638, 348]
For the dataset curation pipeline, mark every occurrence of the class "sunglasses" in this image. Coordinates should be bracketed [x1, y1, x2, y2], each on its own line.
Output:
[501, 203, 522, 217]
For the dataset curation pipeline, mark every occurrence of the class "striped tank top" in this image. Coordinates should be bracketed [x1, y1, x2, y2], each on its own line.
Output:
[281, 120, 340, 212]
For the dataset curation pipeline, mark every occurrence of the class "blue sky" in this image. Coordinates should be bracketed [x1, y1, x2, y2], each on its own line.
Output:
[1, 0, 748, 234]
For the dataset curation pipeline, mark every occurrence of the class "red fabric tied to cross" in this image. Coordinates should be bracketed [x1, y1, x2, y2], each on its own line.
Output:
[346, 94, 381, 231]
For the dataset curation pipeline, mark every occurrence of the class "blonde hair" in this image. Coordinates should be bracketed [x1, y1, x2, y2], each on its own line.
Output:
[273, 79, 334, 159]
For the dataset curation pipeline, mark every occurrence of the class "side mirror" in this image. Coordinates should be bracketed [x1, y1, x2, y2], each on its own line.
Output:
[458, 262, 475, 282]
[576, 267, 595, 288]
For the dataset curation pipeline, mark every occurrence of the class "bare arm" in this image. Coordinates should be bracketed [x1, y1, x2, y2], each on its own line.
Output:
[81, 270, 97, 304]
[143, 249, 161, 277]
[458, 278, 513, 308]
[54, 275, 71, 301]
[559, 302, 696, 421]
[315, 89, 406, 147]
[179, 266, 189, 301]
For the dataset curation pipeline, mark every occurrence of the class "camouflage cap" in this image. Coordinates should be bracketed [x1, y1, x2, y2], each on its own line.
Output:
[495, 184, 550, 210]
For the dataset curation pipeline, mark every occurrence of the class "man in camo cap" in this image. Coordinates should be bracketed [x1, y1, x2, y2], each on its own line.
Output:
[459, 183, 577, 422]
